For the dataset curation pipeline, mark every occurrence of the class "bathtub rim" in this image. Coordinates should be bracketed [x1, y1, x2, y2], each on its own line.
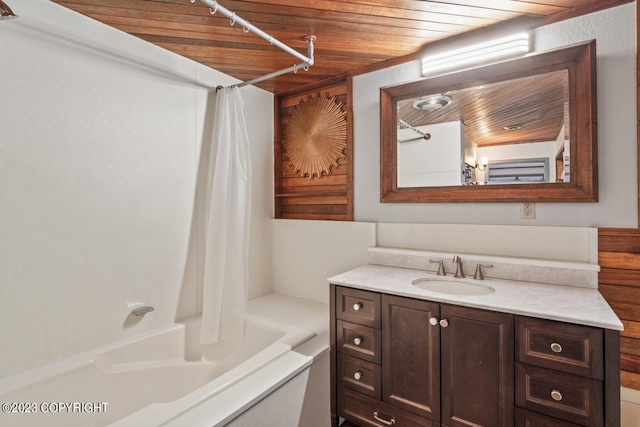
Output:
[0, 293, 329, 427]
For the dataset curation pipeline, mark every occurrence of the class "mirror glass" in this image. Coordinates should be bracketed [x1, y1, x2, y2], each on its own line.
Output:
[397, 70, 569, 187]
[380, 41, 597, 203]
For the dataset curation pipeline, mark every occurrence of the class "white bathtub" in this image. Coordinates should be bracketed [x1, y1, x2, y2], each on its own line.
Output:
[0, 294, 329, 427]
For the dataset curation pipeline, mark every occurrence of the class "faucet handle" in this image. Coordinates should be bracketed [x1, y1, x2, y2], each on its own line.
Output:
[474, 264, 493, 280]
[429, 259, 446, 276]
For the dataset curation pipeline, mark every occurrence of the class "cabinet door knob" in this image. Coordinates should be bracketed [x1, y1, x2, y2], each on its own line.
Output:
[440, 319, 449, 328]
[353, 302, 362, 311]
[353, 337, 362, 346]
[550, 342, 563, 353]
[373, 412, 396, 425]
[353, 371, 362, 381]
[551, 389, 563, 401]
[429, 317, 439, 326]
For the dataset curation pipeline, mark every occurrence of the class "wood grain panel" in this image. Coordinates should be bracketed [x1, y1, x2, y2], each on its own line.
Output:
[621, 320, 640, 340]
[599, 251, 640, 270]
[621, 353, 640, 374]
[52, 0, 631, 94]
[399, 70, 568, 146]
[275, 79, 352, 220]
[621, 337, 640, 357]
[599, 230, 640, 391]
[599, 284, 640, 305]
[621, 371, 640, 390]
[599, 268, 640, 287]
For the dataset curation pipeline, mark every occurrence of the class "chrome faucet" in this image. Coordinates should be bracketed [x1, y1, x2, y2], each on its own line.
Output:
[429, 259, 447, 276]
[131, 305, 154, 316]
[452, 255, 465, 278]
[473, 264, 494, 280]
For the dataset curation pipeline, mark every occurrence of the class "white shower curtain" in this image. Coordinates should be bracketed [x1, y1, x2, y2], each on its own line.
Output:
[200, 86, 251, 344]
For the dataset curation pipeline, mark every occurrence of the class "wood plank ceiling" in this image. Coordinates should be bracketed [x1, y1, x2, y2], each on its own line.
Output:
[53, 0, 628, 94]
[398, 70, 569, 146]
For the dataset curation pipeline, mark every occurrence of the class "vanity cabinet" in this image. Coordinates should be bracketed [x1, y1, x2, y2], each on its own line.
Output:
[514, 317, 616, 427]
[329, 285, 620, 427]
[332, 286, 514, 427]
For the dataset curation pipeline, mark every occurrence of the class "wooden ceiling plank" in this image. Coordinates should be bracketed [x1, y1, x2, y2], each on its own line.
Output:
[98, 17, 429, 55]
[138, 30, 414, 58]
[340, 0, 540, 19]
[52, 0, 629, 94]
[421, 0, 568, 14]
[57, 0, 451, 39]
[228, 0, 496, 27]
[216, 0, 475, 33]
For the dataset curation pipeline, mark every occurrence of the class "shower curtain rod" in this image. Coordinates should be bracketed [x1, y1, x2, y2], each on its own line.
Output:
[194, 0, 315, 88]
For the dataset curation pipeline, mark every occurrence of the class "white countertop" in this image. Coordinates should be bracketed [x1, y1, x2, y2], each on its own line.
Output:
[328, 264, 623, 331]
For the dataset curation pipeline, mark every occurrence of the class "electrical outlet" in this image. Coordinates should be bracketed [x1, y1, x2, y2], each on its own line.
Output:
[521, 202, 535, 220]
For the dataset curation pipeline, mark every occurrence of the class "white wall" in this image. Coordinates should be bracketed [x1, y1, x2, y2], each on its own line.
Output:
[271, 220, 376, 304]
[398, 121, 465, 187]
[0, 0, 273, 377]
[353, 3, 637, 227]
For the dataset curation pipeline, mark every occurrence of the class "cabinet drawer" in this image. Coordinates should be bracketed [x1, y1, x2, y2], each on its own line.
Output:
[515, 408, 581, 427]
[338, 386, 438, 427]
[337, 287, 381, 329]
[516, 364, 603, 427]
[338, 353, 381, 400]
[337, 320, 381, 364]
[517, 317, 603, 380]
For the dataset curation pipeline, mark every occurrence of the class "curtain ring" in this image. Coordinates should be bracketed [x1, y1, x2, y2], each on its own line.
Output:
[268, 35, 274, 45]
[209, 2, 217, 14]
[189, 0, 195, 3]
[293, 64, 298, 74]
[243, 24, 250, 33]
[230, 13, 236, 25]
[303, 64, 309, 71]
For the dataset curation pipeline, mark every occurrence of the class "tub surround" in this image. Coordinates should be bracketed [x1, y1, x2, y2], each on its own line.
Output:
[0, 293, 329, 427]
[329, 247, 621, 331]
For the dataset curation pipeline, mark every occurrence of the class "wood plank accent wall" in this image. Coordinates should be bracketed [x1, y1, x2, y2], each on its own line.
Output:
[274, 76, 353, 220]
[596, 1, 640, 392]
[599, 230, 640, 390]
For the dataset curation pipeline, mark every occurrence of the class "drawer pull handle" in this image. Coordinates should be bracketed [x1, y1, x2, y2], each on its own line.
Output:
[440, 319, 449, 328]
[353, 303, 362, 311]
[373, 412, 396, 425]
[353, 371, 362, 381]
[550, 342, 563, 353]
[551, 389, 563, 401]
[353, 337, 362, 346]
[429, 317, 439, 326]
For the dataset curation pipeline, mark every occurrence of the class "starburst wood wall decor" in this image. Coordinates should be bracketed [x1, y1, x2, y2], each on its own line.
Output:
[283, 93, 347, 179]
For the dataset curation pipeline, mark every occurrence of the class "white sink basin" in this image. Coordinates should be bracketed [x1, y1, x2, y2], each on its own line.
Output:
[411, 278, 495, 296]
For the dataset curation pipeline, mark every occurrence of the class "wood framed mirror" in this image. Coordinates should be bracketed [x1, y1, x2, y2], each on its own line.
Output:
[380, 40, 597, 203]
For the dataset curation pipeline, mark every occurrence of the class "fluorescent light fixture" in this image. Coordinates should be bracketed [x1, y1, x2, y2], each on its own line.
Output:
[422, 33, 530, 77]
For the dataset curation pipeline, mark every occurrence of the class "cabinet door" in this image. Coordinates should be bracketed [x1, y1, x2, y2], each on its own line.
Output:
[441, 304, 514, 427]
[382, 294, 440, 421]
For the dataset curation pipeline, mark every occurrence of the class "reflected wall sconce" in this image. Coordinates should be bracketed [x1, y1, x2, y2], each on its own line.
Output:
[477, 156, 490, 172]
[0, 1, 17, 20]
[422, 33, 530, 77]
[463, 157, 490, 185]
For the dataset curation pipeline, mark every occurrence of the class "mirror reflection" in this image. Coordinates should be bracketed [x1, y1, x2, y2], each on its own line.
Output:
[396, 70, 570, 187]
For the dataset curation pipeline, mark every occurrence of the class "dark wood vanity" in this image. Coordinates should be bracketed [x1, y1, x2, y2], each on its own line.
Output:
[330, 284, 620, 427]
